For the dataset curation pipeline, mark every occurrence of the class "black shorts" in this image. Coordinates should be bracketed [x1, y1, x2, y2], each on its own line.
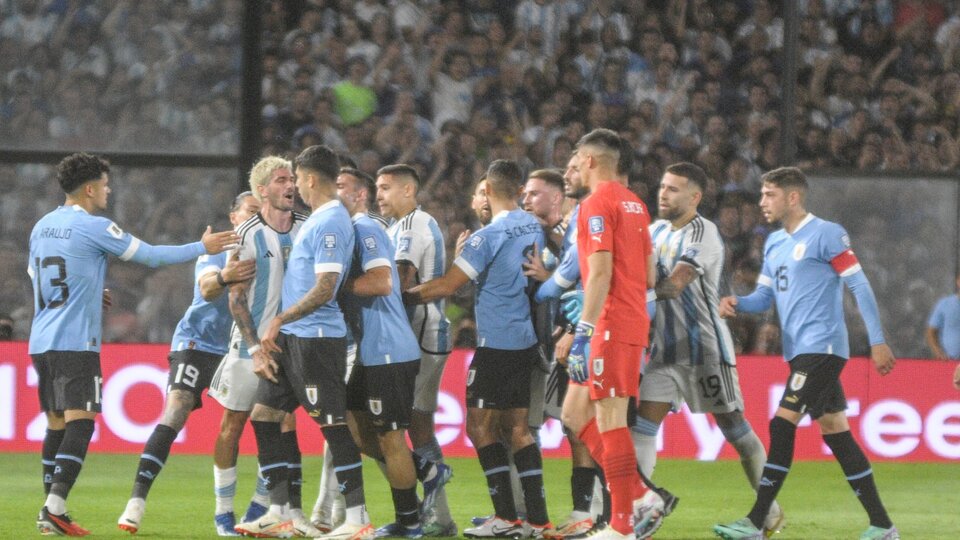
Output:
[347, 361, 420, 433]
[255, 333, 348, 423]
[779, 354, 848, 419]
[167, 349, 222, 410]
[466, 346, 537, 410]
[31, 351, 102, 413]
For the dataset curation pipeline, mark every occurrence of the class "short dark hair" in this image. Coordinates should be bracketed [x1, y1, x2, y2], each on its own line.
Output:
[576, 128, 621, 162]
[294, 145, 339, 182]
[761, 166, 808, 191]
[340, 167, 376, 208]
[617, 136, 634, 176]
[485, 159, 523, 199]
[376, 163, 421, 189]
[528, 169, 564, 193]
[665, 162, 708, 192]
[57, 152, 110, 194]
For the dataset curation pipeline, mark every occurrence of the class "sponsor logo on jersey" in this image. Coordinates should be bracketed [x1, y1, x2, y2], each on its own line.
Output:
[107, 222, 124, 239]
[264, 250, 274, 258]
[792, 243, 806, 260]
[592, 357, 604, 376]
[682, 246, 700, 259]
[323, 234, 337, 249]
[398, 236, 412, 253]
[468, 235, 484, 249]
[306, 385, 318, 405]
[368, 398, 382, 415]
[362, 236, 377, 252]
[790, 372, 807, 391]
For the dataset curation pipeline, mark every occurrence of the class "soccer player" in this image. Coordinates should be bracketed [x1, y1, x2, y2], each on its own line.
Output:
[30, 152, 237, 536]
[636, 162, 784, 535]
[714, 167, 898, 540]
[375, 164, 456, 536]
[559, 129, 664, 540]
[404, 160, 552, 538]
[925, 273, 960, 359]
[208, 157, 311, 536]
[236, 145, 371, 540]
[336, 167, 424, 538]
[117, 192, 259, 534]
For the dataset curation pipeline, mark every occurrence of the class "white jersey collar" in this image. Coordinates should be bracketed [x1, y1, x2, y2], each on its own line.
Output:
[790, 213, 816, 235]
[491, 210, 510, 223]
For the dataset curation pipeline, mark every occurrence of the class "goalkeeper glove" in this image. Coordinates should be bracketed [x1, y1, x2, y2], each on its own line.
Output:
[561, 289, 584, 325]
[567, 321, 594, 383]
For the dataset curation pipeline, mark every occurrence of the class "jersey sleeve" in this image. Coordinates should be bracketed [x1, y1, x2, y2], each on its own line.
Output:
[553, 244, 581, 288]
[195, 253, 223, 284]
[677, 226, 722, 276]
[453, 230, 492, 280]
[821, 223, 862, 277]
[579, 196, 617, 257]
[393, 227, 424, 269]
[87, 217, 204, 267]
[313, 222, 349, 275]
[928, 299, 946, 329]
[358, 227, 392, 271]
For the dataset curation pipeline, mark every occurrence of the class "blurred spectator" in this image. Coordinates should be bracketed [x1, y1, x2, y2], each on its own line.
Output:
[926, 274, 960, 360]
[0, 313, 13, 341]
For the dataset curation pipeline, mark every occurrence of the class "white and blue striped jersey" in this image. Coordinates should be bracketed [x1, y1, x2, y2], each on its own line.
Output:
[28, 205, 205, 354]
[455, 208, 544, 350]
[342, 213, 420, 366]
[649, 215, 736, 366]
[751, 214, 864, 360]
[388, 208, 450, 354]
[228, 211, 307, 355]
[281, 200, 354, 338]
[170, 253, 232, 355]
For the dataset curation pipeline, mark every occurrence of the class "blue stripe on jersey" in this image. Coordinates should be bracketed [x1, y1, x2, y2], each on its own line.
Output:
[427, 218, 449, 350]
[248, 230, 271, 352]
[680, 286, 702, 365]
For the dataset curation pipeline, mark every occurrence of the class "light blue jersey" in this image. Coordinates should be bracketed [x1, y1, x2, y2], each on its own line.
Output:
[170, 253, 232, 355]
[535, 205, 581, 302]
[454, 208, 544, 350]
[280, 200, 354, 338]
[343, 214, 420, 366]
[28, 205, 204, 354]
[738, 214, 885, 360]
[927, 295, 960, 359]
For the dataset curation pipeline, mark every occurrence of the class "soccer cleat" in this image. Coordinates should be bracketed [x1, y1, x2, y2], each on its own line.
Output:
[215, 512, 240, 536]
[713, 518, 764, 540]
[542, 514, 593, 540]
[421, 520, 458, 537]
[471, 515, 492, 527]
[37, 506, 91, 537]
[234, 511, 294, 538]
[464, 517, 524, 539]
[318, 521, 376, 540]
[632, 489, 665, 540]
[762, 503, 785, 537]
[579, 524, 635, 540]
[526, 521, 555, 539]
[243, 501, 269, 524]
[420, 462, 452, 517]
[375, 521, 424, 538]
[860, 525, 900, 540]
[117, 497, 146, 534]
[289, 509, 324, 537]
[655, 486, 679, 517]
[312, 498, 345, 533]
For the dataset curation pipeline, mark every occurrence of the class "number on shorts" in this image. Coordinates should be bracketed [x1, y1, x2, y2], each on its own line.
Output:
[697, 374, 721, 398]
[174, 363, 200, 388]
[93, 375, 103, 404]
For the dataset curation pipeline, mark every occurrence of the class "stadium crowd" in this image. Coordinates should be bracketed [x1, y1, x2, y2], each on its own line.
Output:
[3, 0, 960, 358]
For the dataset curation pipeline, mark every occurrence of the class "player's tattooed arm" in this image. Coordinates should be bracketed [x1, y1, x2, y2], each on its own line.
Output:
[228, 279, 260, 348]
[277, 272, 340, 324]
[654, 261, 698, 300]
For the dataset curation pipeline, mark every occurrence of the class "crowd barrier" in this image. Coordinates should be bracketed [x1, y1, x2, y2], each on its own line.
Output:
[2, 342, 957, 461]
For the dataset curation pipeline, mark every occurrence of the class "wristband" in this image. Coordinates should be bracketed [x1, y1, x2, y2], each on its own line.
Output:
[216, 271, 228, 287]
[247, 344, 261, 355]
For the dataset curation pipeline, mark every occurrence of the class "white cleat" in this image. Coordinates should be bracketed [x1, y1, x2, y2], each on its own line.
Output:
[289, 509, 323, 538]
[632, 490, 665, 540]
[316, 521, 376, 540]
[762, 502, 786, 537]
[234, 511, 294, 538]
[580, 524, 635, 540]
[312, 498, 346, 533]
[118, 497, 146, 534]
[463, 517, 524, 539]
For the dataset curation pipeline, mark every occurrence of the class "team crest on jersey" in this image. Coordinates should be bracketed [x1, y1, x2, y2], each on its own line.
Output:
[362, 236, 377, 252]
[282, 246, 292, 261]
[466, 369, 476, 386]
[792, 243, 806, 260]
[468, 235, 484, 250]
[107, 222, 124, 239]
[589, 216, 604, 234]
[789, 372, 807, 391]
[682, 247, 700, 259]
[306, 385, 318, 405]
[323, 233, 337, 249]
[398, 237, 412, 253]
[592, 357, 604, 376]
[368, 398, 382, 415]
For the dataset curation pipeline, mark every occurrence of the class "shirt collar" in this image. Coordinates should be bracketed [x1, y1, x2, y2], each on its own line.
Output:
[790, 213, 816, 235]
[312, 199, 341, 215]
[491, 209, 510, 223]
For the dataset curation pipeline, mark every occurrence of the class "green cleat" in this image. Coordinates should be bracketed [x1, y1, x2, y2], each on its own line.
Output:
[860, 525, 900, 540]
[713, 518, 763, 540]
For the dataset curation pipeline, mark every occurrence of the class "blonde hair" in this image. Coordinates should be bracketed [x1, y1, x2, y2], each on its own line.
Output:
[248, 156, 292, 201]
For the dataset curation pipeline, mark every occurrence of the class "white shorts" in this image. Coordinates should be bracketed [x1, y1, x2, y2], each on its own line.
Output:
[208, 348, 259, 412]
[412, 351, 448, 413]
[639, 360, 744, 414]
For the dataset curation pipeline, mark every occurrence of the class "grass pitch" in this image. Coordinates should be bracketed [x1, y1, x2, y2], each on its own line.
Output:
[0, 453, 955, 539]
